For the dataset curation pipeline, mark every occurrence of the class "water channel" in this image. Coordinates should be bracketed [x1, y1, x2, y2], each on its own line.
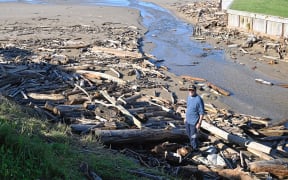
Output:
[1, 0, 287, 121]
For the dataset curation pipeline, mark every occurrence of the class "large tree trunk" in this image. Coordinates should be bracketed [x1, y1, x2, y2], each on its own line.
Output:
[93, 128, 187, 144]
[248, 159, 288, 179]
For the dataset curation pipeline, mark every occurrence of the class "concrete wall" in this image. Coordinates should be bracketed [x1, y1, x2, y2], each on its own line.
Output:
[227, 9, 288, 38]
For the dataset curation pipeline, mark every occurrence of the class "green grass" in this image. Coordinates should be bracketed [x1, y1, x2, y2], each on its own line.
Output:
[0, 96, 171, 180]
[230, 0, 288, 18]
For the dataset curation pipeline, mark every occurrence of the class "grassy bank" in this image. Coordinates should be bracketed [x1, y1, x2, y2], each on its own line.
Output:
[0, 97, 170, 179]
[230, 0, 288, 18]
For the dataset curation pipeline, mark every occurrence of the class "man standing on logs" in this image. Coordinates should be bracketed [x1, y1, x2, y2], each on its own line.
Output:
[185, 85, 205, 151]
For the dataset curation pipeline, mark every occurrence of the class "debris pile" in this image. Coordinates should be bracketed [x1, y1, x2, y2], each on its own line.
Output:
[1, 13, 288, 180]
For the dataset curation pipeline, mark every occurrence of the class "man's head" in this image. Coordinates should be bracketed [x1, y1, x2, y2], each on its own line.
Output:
[188, 85, 196, 91]
[188, 85, 196, 95]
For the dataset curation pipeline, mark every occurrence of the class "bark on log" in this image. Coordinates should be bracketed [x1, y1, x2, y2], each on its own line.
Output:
[93, 128, 187, 144]
[248, 159, 288, 179]
[175, 165, 201, 179]
[128, 106, 161, 114]
[197, 165, 220, 179]
[71, 123, 104, 134]
[211, 167, 253, 180]
[95, 105, 119, 120]
[201, 121, 273, 154]
[118, 93, 142, 105]
[65, 96, 89, 105]
[53, 104, 84, 115]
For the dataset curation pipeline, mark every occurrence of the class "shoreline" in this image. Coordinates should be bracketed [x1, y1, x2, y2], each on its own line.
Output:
[0, 2, 232, 120]
[144, 0, 288, 83]
[142, 0, 288, 121]
[145, 0, 288, 83]
[0, 1, 287, 121]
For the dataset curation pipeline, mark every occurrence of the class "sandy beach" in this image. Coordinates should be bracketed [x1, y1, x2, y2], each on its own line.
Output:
[0, 3, 145, 40]
[0, 1, 229, 110]
[0, 1, 287, 122]
[1, 2, 288, 179]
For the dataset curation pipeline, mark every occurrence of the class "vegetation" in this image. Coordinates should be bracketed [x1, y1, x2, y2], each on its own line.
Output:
[230, 0, 288, 18]
[0, 96, 170, 179]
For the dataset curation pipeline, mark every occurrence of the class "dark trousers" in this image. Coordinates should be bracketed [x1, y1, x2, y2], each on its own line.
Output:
[185, 122, 198, 150]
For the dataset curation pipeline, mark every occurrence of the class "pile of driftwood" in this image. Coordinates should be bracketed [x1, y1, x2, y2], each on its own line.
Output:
[117, 105, 288, 179]
[1, 20, 288, 179]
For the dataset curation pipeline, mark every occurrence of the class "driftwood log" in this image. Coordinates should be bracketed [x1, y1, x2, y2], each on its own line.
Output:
[206, 82, 230, 96]
[91, 46, 143, 58]
[27, 93, 65, 101]
[248, 159, 288, 179]
[180, 75, 207, 82]
[201, 121, 272, 155]
[211, 167, 254, 180]
[76, 70, 126, 85]
[93, 128, 187, 144]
